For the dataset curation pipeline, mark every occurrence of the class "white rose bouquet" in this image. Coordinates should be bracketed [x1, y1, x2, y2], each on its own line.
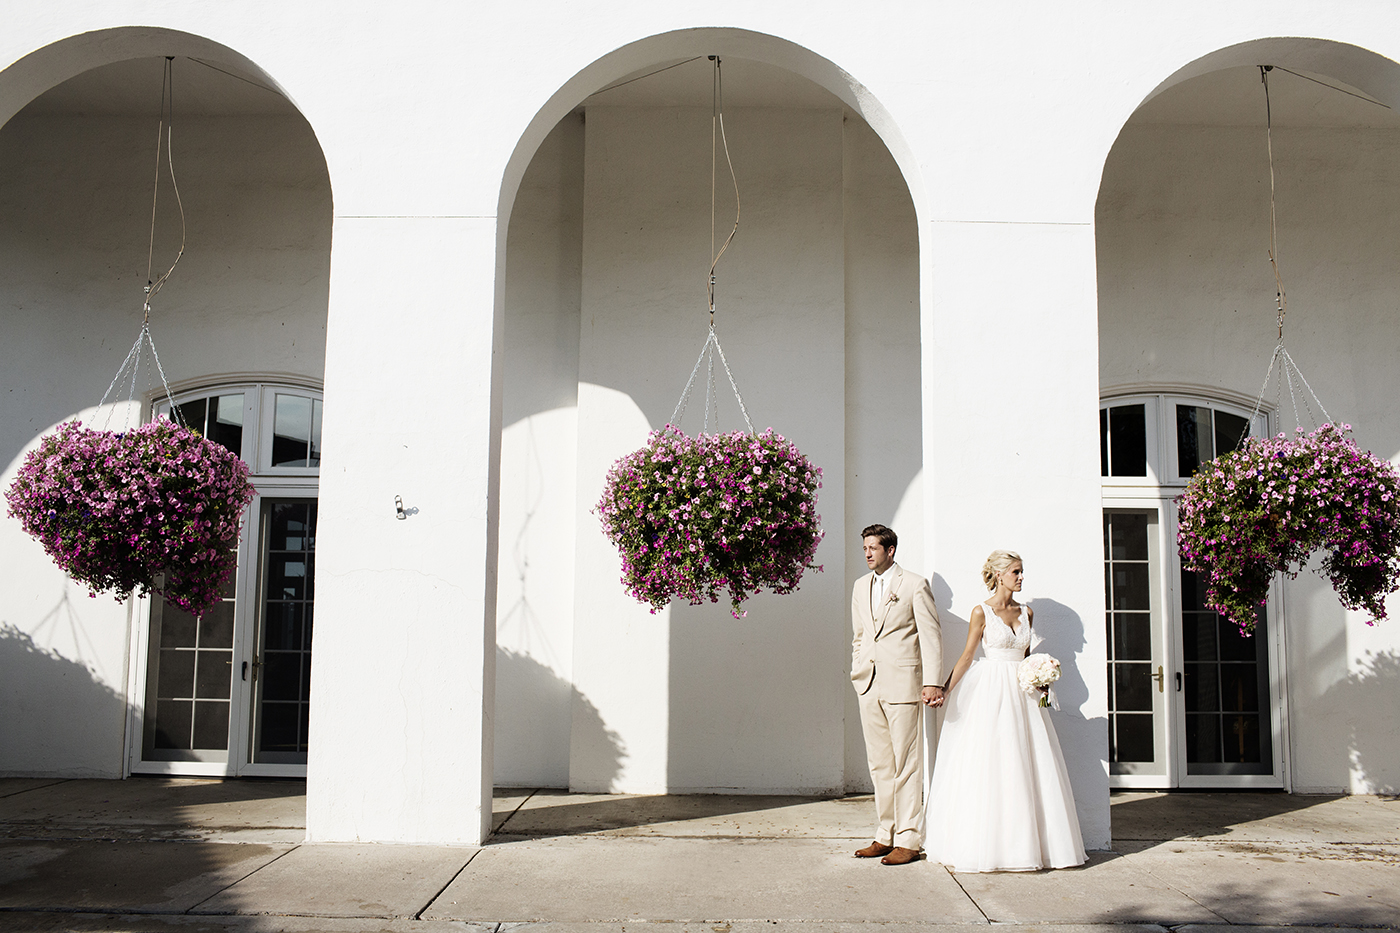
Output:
[1018, 653, 1061, 708]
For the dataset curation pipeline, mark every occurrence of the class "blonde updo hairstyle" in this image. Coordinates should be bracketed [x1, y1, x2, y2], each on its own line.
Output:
[982, 549, 1023, 591]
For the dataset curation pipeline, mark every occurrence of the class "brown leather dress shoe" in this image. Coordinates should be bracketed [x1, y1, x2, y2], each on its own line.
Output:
[880, 846, 921, 865]
[855, 841, 894, 858]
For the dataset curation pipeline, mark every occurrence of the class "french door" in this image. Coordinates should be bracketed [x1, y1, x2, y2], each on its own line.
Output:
[1103, 504, 1286, 788]
[126, 384, 320, 777]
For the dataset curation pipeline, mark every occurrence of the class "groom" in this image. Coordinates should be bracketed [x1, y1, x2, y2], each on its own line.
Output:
[851, 523, 943, 865]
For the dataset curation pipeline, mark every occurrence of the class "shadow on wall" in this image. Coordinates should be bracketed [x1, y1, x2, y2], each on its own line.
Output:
[1025, 597, 1106, 825]
[0, 622, 125, 777]
[495, 648, 624, 791]
[1322, 648, 1400, 794]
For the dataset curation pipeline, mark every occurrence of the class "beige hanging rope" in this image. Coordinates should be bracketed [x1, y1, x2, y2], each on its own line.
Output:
[96, 57, 186, 431]
[1241, 66, 1335, 440]
[1261, 65, 1286, 341]
[670, 56, 754, 435]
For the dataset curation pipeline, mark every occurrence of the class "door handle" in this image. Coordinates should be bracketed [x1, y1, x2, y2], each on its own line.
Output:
[1175, 671, 1183, 692]
[242, 661, 248, 681]
[1151, 665, 1164, 693]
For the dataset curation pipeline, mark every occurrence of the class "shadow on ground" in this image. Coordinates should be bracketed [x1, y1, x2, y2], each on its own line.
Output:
[492, 789, 865, 839]
[1111, 789, 1340, 841]
[0, 776, 306, 840]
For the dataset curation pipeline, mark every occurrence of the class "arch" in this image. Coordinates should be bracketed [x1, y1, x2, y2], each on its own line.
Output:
[1138, 37, 1400, 115]
[494, 27, 929, 261]
[0, 27, 301, 130]
[1095, 35, 1400, 795]
[0, 26, 333, 781]
[488, 27, 926, 797]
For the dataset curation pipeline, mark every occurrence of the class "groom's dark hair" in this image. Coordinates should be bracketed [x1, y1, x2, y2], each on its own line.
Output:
[861, 523, 897, 552]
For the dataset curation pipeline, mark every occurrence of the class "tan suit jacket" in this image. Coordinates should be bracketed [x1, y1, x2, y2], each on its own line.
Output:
[850, 563, 943, 703]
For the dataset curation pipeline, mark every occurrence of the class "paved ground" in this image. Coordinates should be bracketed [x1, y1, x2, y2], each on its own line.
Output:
[0, 778, 1397, 931]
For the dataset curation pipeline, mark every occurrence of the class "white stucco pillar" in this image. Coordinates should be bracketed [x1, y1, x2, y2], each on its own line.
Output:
[307, 216, 499, 845]
[922, 218, 1111, 851]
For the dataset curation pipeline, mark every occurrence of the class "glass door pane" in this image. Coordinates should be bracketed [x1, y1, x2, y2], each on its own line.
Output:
[140, 573, 238, 764]
[1180, 569, 1273, 775]
[252, 498, 317, 765]
[1104, 510, 1168, 782]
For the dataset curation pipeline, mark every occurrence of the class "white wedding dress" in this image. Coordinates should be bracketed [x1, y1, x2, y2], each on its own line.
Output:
[924, 603, 1087, 872]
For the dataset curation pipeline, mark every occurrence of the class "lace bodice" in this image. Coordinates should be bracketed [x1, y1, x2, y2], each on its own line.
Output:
[982, 603, 1031, 653]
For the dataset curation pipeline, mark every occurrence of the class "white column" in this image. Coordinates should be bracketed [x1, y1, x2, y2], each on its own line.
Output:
[307, 216, 499, 845]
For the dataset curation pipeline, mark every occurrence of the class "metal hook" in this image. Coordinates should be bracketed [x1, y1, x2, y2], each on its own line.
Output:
[395, 495, 406, 520]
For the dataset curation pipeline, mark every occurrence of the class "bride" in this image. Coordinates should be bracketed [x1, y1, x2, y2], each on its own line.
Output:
[924, 549, 1086, 872]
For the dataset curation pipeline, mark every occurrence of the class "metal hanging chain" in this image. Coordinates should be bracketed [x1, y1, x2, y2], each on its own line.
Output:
[1245, 343, 1333, 438]
[93, 57, 186, 431]
[669, 56, 755, 435]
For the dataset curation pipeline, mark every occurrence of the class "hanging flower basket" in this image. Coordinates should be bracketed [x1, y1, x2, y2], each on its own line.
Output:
[1177, 423, 1400, 633]
[5, 419, 256, 617]
[595, 426, 824, 618]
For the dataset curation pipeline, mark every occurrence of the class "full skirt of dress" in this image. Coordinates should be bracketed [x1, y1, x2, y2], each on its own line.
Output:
[925, 656, 1087, 872]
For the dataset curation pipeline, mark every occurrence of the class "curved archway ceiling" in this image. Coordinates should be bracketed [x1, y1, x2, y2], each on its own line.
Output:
[584, 56, 843, 109]
[20, 56, 297, 116]
[1132, 64, 1400, 128]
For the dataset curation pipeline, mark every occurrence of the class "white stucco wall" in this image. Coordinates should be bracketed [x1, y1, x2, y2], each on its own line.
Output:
[9, 0, 1400, 848]
[0, 107, 329, 777]
[572, 105, 848, 794]
[494, 115, 584, 789]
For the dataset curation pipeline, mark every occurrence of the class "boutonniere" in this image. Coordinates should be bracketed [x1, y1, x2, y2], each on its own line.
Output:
[885, 590, 900, 605]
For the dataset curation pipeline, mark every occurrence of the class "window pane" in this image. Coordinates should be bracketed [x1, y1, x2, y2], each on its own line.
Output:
[1114, 663, 1153, 711]
[1219, 615, 1259, 662]
[157, 650, 195, 699]
[1108, 513, 1149, 560]
[264, 603, 304, 651]
[1184, 663, 1219, 712]
[153, 700, 193, 750]
[309, 399, 323, 467]
[1224, 715, 1261, 763]
[272, 394, 313, 466]
[207, 394, 244, 456]
[194, 651, 232, 699]
[261, 704, 299, 752]
[1182, 612, 1218, 662]
[1220, 664, 1259, 712]
[1176, 405, 1212, 476]
[1111, 564, 1150, 610]
[192, 700, 230, 750]
[1113, 612, 1152, 660]
[1186, 714, 1221, 763]
[1108, 405, 1147, 476]
[1114, 713, 1155, 762]
[160, 606, 197, 649]
[174, 398, 207, 435]
[1214, 410, 1250, 459]
[1180, 568, 1209, 612]
[270, 502, 311, 552]
[199, 601, 235, 649]
[263, 653, 302, 702]
[268, 555, 307, 601]
[1100, 408, 1109, 476]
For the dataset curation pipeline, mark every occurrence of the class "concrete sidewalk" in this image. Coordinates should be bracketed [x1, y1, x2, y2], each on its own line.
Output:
[0, 778, 1396, 932]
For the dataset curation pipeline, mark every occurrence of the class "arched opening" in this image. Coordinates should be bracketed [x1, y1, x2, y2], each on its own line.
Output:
[491, 33, 926, 797]
[0, 31, 332, 778]
[1097, 38, 1400, 793]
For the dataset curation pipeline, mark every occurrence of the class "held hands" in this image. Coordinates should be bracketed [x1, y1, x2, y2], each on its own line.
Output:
[921, 685, 945, 708]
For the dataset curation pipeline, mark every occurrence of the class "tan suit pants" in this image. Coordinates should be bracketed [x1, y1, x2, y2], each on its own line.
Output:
[857, 690, 923, 849]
